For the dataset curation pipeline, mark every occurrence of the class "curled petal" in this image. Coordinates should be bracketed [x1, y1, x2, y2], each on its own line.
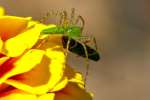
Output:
[4, 49, 66, 95]
[50, 76, 68, 92]
[50, 65, 85, 93]
[0, 16, 30, 41]
[0, 49, 44, 83]
[64, 65, 84, 87]
[55, 82, 92, 100]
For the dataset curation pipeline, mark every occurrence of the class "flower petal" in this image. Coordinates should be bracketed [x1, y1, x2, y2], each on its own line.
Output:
[0, 38, 3, 51]
[50, 76, 68, 92]
[0, 16, 30, 41]
[0, 57, 18, 77]
[2, 23, 52, 57]
[0, 7, 4, 16]
[5, 49, 66, 95]
[0, 49, 44, 83]
[64, 66, 84, 86]
[0, 89, 37, 100]
[37, 35, 64, 51]
[0, 56, 10, 65]
[50, 65, 84, 92]
[55, 82, 92, 100]
[38, 93, 55, 100]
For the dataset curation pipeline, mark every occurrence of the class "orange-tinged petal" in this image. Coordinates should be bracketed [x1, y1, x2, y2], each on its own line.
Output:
[0, 57, 18, 77]
[0, 56, 10, 65]
[0, 49, 44, 83]
[2, 23, 50, 57]
[0, 16, 31, 41]
[50, 76, 68, 92]
[37, 35, 64, 51]
[45, 48, 66, 90]
[38, 93, 55, 100]
[55, 82, 92, 100]
[64, 65, 84, 88]
[4, 49, 66, 95]
[50, 65, 84, 92]
[0, 89, 37, 100]
[0, 38, 3, 51]
[69, 72, 84, 87]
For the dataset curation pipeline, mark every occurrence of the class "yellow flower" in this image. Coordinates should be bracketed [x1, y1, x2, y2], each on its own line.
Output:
[0, 7, 93, 100]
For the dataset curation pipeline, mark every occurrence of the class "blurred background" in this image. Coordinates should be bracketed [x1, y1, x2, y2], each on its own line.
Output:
[0, 0, 149, 100]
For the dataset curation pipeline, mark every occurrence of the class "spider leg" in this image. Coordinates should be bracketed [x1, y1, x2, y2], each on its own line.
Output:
[39, 10, 53, 23]
[33, 36, 49, 49]
[78, 40, 89, 88]
[87, 35, 98, 50]
[39, 14, 48, 23]
[75, 15, 79, 25]
[70, 8, 75, 25]
[71, 37, 89, 88]
[59, 12, 64, 26]
[92, 36, 98, 50]
[62, 10, 69, 27]
[40, 10, 62, 24]
[78, 35, 98, 51]
[65, 37, 71, 62]
[75, 15, 85, 33]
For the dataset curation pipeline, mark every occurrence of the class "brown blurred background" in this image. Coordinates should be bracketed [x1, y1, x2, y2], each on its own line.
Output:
[0, 0, 149, 100]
